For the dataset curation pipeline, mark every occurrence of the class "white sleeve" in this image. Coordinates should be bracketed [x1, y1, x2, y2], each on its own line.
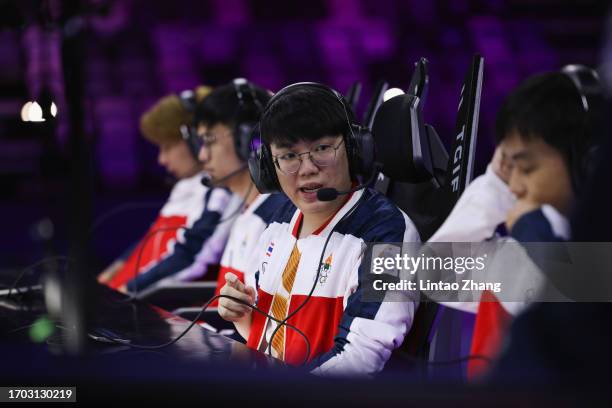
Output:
[310, 215, 419, 377]
[541, 205, 571, 240]
[430, 164, 515, 243]
[310, 260, 417, 378]
[431, 165, 514, 313]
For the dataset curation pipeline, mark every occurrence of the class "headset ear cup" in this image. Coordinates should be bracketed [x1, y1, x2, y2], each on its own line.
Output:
[348, 124, 375, 180]
[358, 127, 376, 178]
[248, 145, 281, 194]
[180, 125, 201, 161]
[573, 144, 600, 193]
[235, 123, 255, 162]
[584, 145, 601, 184]
[560, 64, 603, 193]
[262, 144, 281, 192]
[248, 154, 265, 192]
[343, 137, 353, 179]
[345, 125, 359, 179]
[189, 139, 201, 161]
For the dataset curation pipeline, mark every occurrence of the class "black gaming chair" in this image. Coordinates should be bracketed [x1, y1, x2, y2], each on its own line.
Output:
[369, 56, 484, 368]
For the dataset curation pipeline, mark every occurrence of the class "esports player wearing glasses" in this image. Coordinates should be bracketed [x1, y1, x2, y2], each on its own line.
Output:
[217, 83, 420, 377]
[122, 80, 285, 293]
[154, 79, 290, 305]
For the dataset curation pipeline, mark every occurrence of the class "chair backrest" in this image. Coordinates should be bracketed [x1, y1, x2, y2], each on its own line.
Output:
[345, 81, 362, 112]
[370, 55, 484, 368]
[372, 56, 483, 240]
[363, 79, 389, 131]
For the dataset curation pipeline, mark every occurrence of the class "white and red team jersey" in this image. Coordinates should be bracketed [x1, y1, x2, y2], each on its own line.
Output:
[109, 172, 211, 289]
[245, 188, 421, 377]
[177, 192, 289, 305]
[218, 194, 288, 283]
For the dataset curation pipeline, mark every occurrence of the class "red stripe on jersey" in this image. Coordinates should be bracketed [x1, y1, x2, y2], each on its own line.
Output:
[247, 292, 345, 366]
[247, 289, 274, 350]
[291, 184, 355, 238]
[291, 213, 303, 238]
[210, 265, 245, 307]
[108, 215, 187, 289]
[284, 294, 344, 366]
[467, 290, 512, 379]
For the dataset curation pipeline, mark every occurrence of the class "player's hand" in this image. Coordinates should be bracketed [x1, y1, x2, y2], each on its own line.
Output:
[506, 200, 540, 232]
[218, 273, 256, 322]
[491, 145, 513, 185]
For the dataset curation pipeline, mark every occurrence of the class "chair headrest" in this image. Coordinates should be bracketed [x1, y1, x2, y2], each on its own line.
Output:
[372, 93, 434, 183]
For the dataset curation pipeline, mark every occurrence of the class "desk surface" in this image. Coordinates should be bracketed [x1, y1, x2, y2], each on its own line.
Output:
[0, 278, 594, 404]
[0, 281, 275, 368]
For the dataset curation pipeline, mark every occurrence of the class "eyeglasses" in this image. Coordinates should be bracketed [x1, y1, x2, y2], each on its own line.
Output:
[199, 132, 217, 147]
[272, 139, 344, 174]
[195, 129, 222, 149]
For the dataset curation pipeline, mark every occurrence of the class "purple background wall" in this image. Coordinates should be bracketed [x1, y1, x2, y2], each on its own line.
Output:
[0, 0, 608, 270]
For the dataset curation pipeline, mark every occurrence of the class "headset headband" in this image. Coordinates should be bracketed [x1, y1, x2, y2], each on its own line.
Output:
[561, 65, 602, 112]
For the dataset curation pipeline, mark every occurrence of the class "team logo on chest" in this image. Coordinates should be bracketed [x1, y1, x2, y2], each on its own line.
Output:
[318, 254, 333, 285]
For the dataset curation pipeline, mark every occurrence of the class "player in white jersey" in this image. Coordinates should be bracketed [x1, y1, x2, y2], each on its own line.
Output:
[96, 87, 231, 291]
[126, 80, 288, 292]
[217, 82, 420, 377]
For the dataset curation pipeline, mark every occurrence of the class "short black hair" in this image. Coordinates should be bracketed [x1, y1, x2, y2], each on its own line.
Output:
[260, 85, 354, 147]
[495, 72, 591, 166]
[194, 81, 270, 129]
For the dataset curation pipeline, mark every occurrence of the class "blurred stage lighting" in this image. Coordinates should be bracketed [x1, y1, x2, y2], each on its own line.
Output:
[20, 101, 33, 122]
[29, 101, 45, 122]
[21, 100, 58, 122]
[383, 88, 405, 102]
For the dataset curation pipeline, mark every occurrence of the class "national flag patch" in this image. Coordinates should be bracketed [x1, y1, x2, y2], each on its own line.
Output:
[265, 242, 275, 257]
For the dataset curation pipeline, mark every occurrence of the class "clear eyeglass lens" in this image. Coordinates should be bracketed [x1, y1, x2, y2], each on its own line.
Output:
[277, 144, 336, 173]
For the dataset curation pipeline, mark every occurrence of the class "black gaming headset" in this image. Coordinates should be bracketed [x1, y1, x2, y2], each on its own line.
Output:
[560, 64, 603, 192]
[179, 79, 264, 163]
[248, 82, 376, 194]
[232, 78, 264, 162]
[178, 89, 202, 161]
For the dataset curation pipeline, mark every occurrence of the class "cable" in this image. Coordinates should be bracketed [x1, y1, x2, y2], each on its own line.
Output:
[8, 240, 490, 370]
[215, 180, 255, 225]
[6, 322, 44, 335]
[6, 202, 161, 303]
[13, 171, 247, 299]
[120, 225, 188, 302]
[89, 293, 311, 363]
[266, 191, 367, 361]
[122, 181, 256, 300]
[123, 187, 254, 300]
[6, 256, 76, 300]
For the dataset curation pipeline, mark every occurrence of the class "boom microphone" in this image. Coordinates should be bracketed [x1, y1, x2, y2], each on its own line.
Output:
[200, 164, 248, 187]
[316, 165, 380, 201]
